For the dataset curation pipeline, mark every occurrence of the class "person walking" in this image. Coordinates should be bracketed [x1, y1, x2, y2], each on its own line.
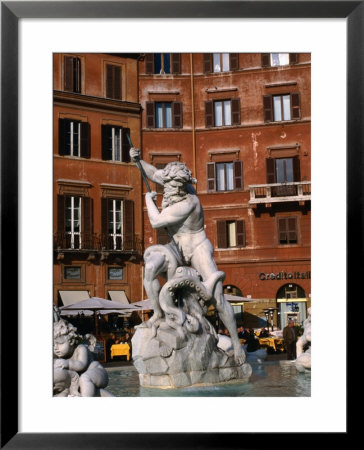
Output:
[283, 320, 297, 360]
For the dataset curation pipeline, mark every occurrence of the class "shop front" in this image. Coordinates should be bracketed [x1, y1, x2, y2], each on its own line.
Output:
[276, 283, 309, 329]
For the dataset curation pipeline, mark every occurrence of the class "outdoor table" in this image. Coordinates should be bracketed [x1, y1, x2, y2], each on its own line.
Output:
[110, 343, 130, 361]
[258, 337, 285, 352]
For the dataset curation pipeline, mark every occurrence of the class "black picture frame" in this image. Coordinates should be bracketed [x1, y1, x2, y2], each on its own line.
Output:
[1, 1, 356, 448]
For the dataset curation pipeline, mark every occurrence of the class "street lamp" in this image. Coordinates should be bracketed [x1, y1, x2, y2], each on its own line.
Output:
[262, 309, 269, 329]
[268, 307, 275, 332]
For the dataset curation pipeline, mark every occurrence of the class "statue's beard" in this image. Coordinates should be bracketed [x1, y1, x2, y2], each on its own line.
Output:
[162, 185, 188, 208]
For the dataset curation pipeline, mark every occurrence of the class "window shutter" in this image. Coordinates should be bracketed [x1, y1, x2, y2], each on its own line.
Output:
[236, 220, 246, 247]
[293, 157, 301, 182]
[278, 218, 287, 243]
[288, 217, 298, 243]
[266, 158, 276, 184]
[80, 122, 90, 159]
[106, 64, 113, 98]
[101, 125, 109, 160]
[146, 102, 155, 128]
[58, 119, 66, 155]
[205, 101, 214, 128]
[207, 162, 216, 191]
[82, 197, 93, 247]
[171, 53, 181, 74]
[263, 95, 273, 122]
[123, 200, 134, 250]
[64, 56, 74, 92]
[145, 53, 154, 74]
[122, 128, 131, 162]
[74, 57, 81, 93]
[113, 65, 122, 100]
[172, 102, 183, 128]
[289, 53, 298, 65]
[231, 98, 241, 125]
[101, 197, 109, 236]
[203, 54, 212, 74]
[57, 195, 66, 234]
[234, 160, 243, 190]
[261, 53, 271, 68]
[291, 93, 301, 119]
[229, 53, 239, 71]
[217, 221, 227, 248]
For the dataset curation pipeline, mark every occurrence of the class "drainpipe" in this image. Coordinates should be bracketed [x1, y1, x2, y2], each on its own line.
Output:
[190, 53, 197, 185]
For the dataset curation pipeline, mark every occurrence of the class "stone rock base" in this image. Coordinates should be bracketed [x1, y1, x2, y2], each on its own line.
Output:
[132, 324, 252, 389]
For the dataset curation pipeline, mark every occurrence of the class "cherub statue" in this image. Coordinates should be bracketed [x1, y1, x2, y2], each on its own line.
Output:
[130, 147, 244, 365]
[53, 319, 113, 397]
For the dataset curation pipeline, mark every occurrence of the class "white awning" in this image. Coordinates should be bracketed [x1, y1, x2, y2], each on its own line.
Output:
[108, 291, 131, 316]
[108, 290, 129, 305]
[59, 290, 90, 306]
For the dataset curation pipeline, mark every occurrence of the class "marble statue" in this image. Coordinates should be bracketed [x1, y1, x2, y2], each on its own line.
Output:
[53, 318, 113, 396]
[130, 148, 252, 388]
[295, 307, 311, 372]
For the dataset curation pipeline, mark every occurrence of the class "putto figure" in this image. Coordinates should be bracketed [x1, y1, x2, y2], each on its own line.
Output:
[53, 319, 113, 396]
[130, 147, 244, 365]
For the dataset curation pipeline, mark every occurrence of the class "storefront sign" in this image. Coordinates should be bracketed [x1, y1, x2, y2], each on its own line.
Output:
[258, 271, 311, 281]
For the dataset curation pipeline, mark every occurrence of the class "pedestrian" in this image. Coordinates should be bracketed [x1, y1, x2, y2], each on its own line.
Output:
[259, 326, 270, 338]
[283, 320, 297, 360]
[246, 328, 260, 353]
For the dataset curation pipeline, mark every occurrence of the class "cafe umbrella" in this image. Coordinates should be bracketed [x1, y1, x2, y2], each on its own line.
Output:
[60, 297, 140, 336]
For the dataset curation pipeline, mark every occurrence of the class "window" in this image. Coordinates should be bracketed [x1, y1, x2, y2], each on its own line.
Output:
[266, 157, 300, 184]
[207, 161, 243, 192]
[145, 53, 181, 74]
[213, 53, 230, 72]
[263, 93, 301, 122]
[146, 102, 183, 128]
[101, 125, 131, 162]
[64, 266, 81, 280]
[261, 53, 298, 67]
[273, 95, 291, 121]
[205, 98, 240, 127]
[217, 220, 246, 248]
[64, 55, 81, 93]
[105, 64, 121, 99]
[65, 196, 81, 249]
[214, 100, 232, 126]
[203, 53, 239, 73]
[156, 103, 172, 128]
[101, 198, 134, 251]
[277, 217, 298, 244]
[56, 195, 93, 250]
[108, 199, 123, 250]
[58, 119, 90, 158]
[108, 267, 123, 280]
[154, 53, 170, 74]
[270, 53, 290, 66]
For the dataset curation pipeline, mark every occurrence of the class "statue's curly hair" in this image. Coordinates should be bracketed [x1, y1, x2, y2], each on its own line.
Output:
[53, 319, 80, 346]
[161, 162, 197, 185]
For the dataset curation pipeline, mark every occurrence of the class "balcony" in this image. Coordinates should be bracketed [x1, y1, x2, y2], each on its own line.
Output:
[54, 232, 143, 255]
[249, 181, 311, 206]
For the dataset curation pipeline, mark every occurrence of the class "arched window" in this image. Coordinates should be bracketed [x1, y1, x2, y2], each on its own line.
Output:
[276, 283, 307, 329]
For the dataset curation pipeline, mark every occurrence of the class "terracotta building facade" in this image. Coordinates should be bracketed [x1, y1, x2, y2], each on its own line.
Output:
[53, 53, 144, 314]
[53, 52, 311, 331]
[138, 52, 311, 329]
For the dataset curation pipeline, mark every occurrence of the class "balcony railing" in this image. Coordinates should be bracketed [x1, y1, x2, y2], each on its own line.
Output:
[54, 232, 143, 253]
[249, 181, 311, 205]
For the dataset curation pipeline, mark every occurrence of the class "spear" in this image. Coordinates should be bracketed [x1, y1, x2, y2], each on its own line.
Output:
[126, 133, 187, 266]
